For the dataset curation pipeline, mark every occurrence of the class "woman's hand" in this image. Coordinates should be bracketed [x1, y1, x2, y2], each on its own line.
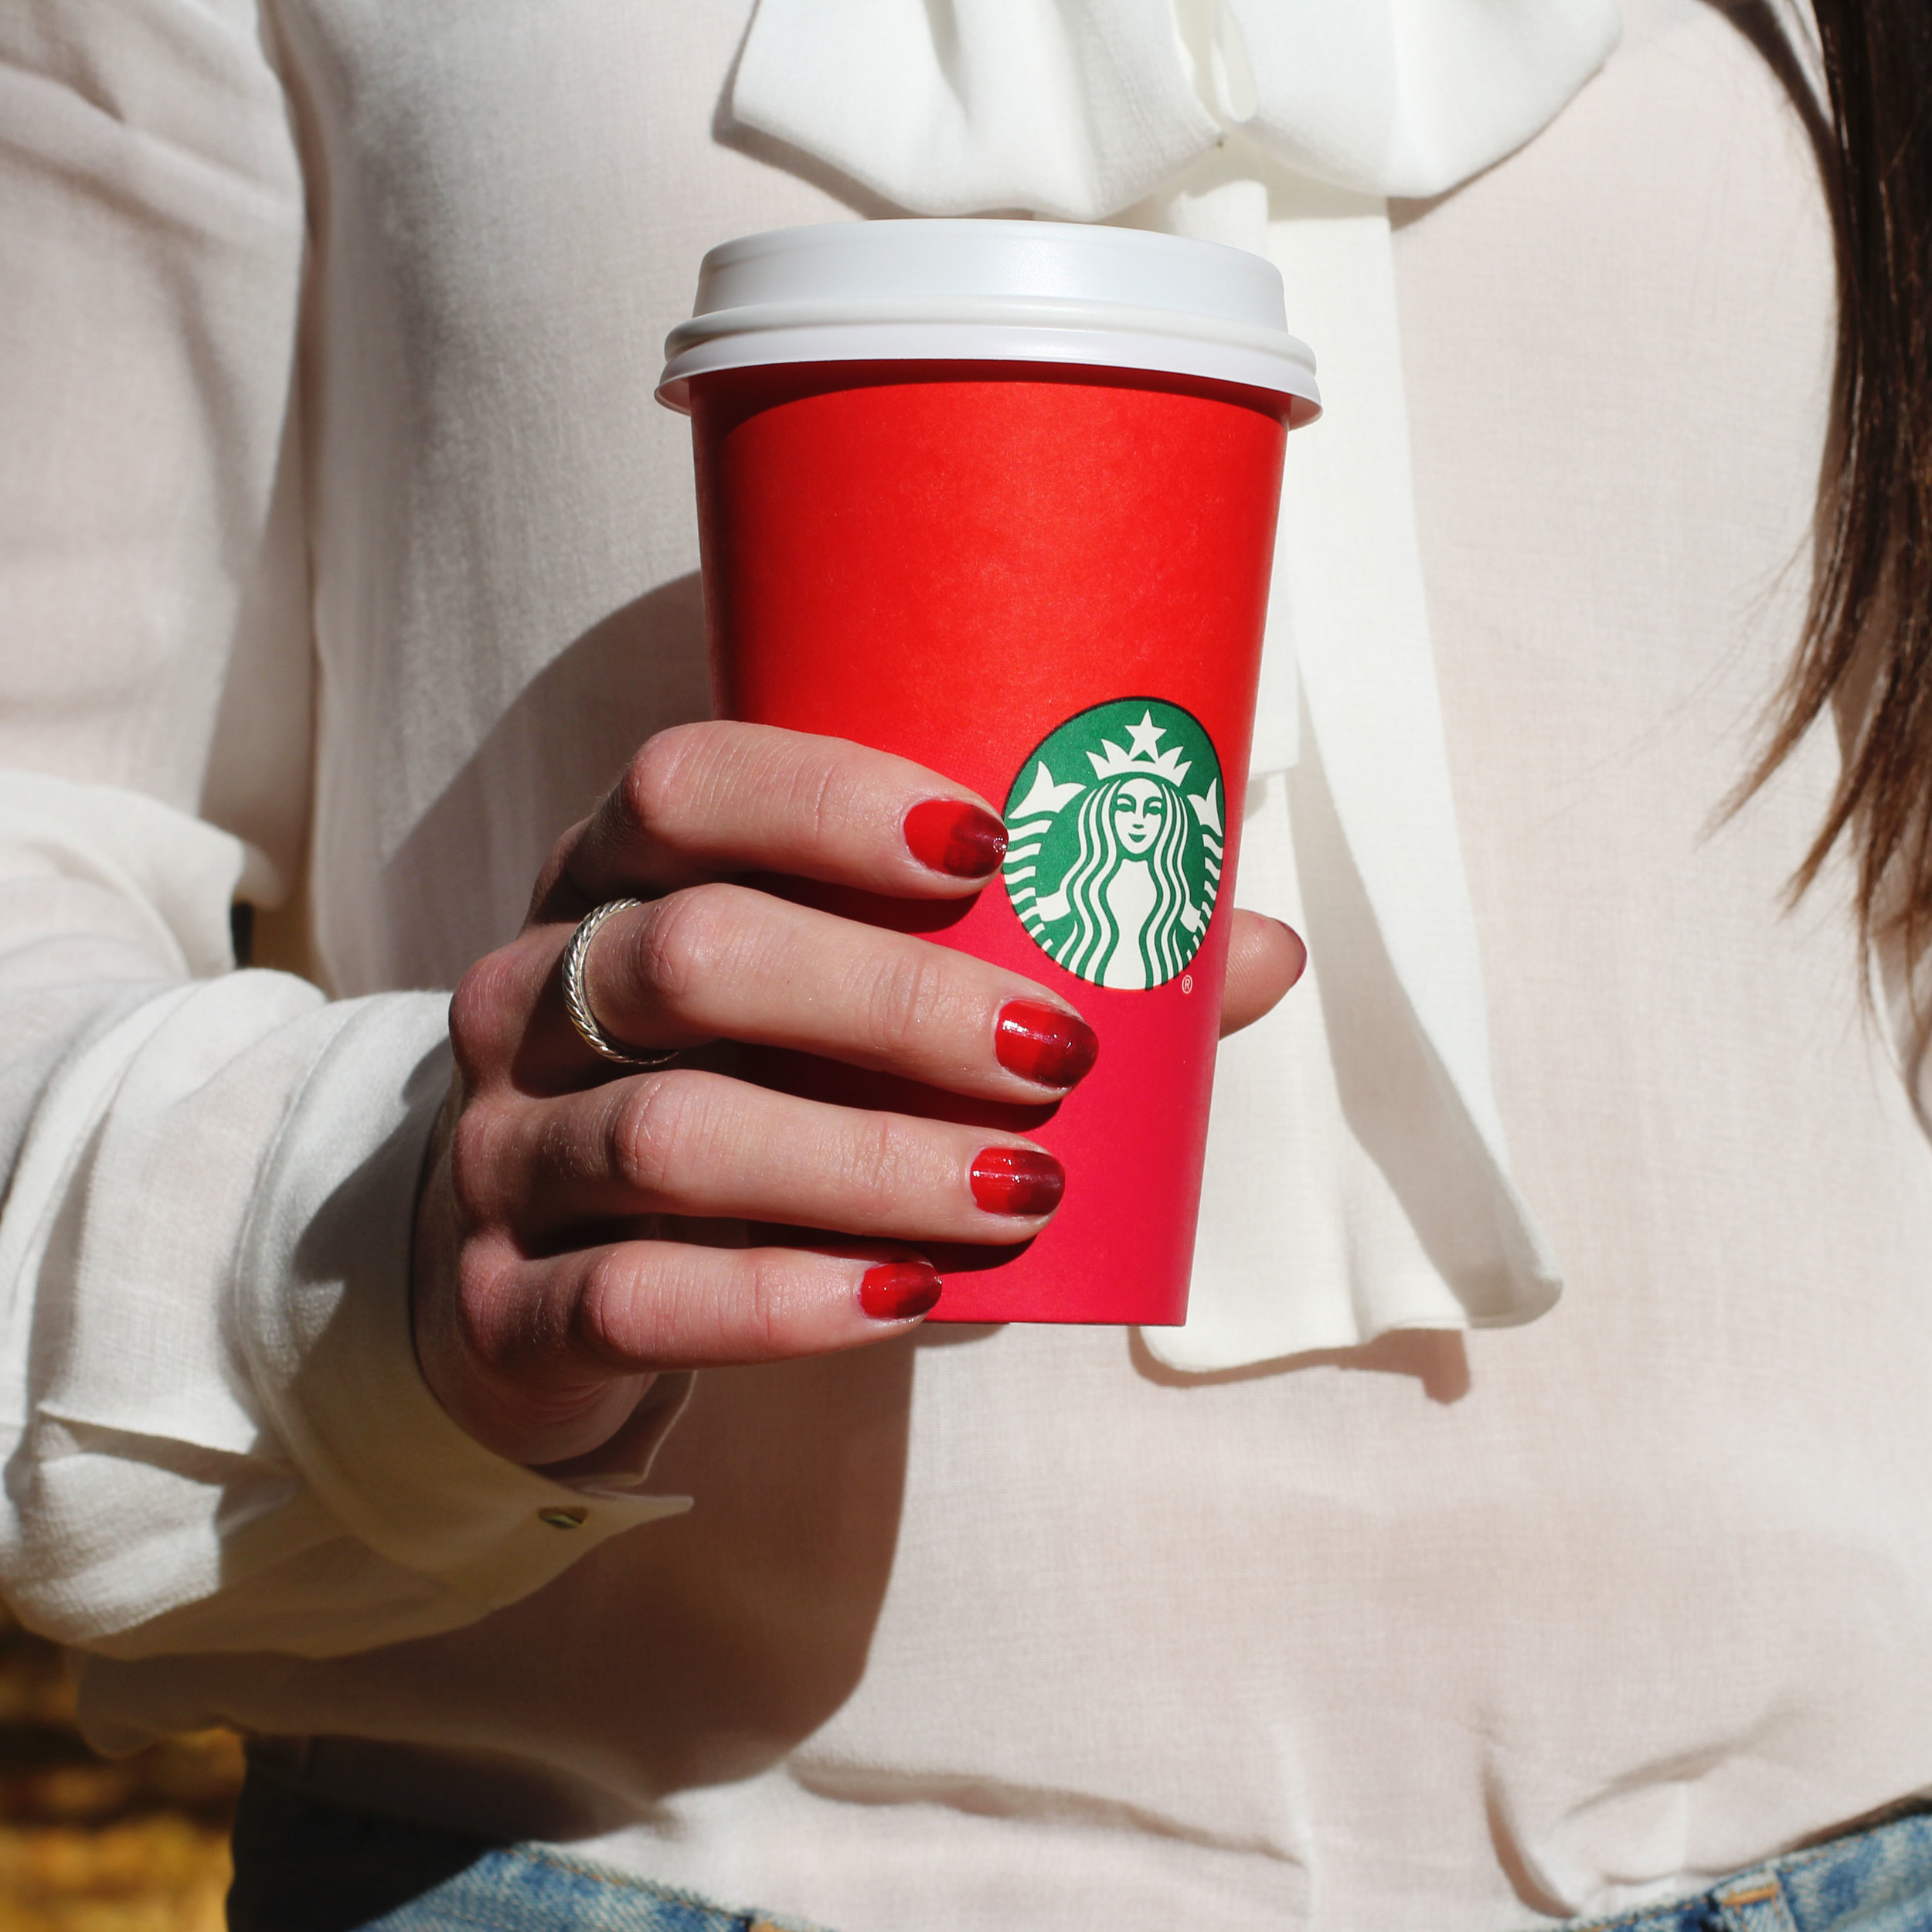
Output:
[411, 723, 1304, 1470]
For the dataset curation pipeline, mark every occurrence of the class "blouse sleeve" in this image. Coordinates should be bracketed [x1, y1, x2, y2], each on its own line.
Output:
[0, 0, 688, 1662]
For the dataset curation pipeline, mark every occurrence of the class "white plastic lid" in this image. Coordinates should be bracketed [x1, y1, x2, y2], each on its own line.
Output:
[657, 219, 1319, 422]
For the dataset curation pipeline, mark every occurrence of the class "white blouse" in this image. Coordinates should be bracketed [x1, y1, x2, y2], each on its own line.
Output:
[5, 1, 1932, 1927]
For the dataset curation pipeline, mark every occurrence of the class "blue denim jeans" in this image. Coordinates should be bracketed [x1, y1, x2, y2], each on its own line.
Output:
[226, 1767, 1932, 1931]
[225, 1768, 830, 1932]
[1547, 1803, 1932, 1932]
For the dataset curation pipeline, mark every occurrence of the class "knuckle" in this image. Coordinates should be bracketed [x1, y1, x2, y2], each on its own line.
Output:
[620, 724, 711, 841]
[797, 760, 840, 850]
[859, 942, 952, 1055]
[736, 1253, 800, 1359]
[633, 884, 743, 1005]
[611, 1069, 713, 1202]
[783, 747, 859, 853]
[449, 1236, 522, 1369]
[835, 1109, 916, 1211]
[447, 950, 523, 1080]
[570, 1247, 644, 1372]
[446, 1103, 515, 1227]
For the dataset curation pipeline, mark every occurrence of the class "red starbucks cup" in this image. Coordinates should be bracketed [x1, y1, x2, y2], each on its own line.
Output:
[658, 220, 1318, 1325]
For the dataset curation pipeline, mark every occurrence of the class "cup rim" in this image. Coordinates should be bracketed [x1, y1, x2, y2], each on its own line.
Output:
[656, 219, 1321, 420]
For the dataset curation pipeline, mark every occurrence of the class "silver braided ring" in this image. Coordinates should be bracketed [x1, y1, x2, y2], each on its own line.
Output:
[560, 898, 679, 1070]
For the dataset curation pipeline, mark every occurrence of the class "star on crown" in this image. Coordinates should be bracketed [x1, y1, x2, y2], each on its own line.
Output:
[1087, 709, 1192, 785]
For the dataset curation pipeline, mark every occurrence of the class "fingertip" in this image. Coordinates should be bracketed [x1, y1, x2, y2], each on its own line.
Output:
[903, 798, 1009, 879]
[859, 1257, 944, 1321]
[994, 999, 1099, 1089]
[1219, 910, 1308, 1038]
[968, 1145, 1065, 1218]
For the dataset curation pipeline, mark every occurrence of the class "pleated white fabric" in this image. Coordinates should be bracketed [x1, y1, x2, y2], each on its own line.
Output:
[732, 0, 1617, 1365]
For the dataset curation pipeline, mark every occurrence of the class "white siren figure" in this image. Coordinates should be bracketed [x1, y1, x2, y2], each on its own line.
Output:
[1016, 709, 1222, 991]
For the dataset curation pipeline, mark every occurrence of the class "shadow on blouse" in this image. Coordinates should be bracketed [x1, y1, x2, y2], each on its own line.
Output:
[381, 573, 715, 993]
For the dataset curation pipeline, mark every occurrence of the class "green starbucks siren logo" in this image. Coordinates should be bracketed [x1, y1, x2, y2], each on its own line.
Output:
[1002, 697, 1224, 990]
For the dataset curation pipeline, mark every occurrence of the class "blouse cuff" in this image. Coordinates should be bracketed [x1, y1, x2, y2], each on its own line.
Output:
[233, 994, 691, 1618]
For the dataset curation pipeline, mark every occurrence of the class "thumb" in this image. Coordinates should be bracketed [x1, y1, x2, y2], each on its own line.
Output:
[1219, 911, 1307, 1039]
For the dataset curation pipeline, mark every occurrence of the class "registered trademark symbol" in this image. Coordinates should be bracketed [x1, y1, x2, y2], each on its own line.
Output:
[1181, 974, 1193, 994]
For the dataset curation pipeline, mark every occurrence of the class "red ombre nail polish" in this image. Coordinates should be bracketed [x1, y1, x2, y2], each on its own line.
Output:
[994, 1001, 1099, 1089]
[903, 799, 1008, 878]
[859, 1258, 944, 1321]
[970, 1147, 1066, 1218]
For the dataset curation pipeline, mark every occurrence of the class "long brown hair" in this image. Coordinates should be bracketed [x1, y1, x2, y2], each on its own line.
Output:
[1750, 0, 1932, 975]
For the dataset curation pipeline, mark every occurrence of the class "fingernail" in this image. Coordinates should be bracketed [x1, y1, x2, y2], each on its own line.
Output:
[995, 1001, 1099, 1089]
[904, 799, 1008, 878]
[859, 1258, 944, 1321]
[970, 1146, 1066, 1218]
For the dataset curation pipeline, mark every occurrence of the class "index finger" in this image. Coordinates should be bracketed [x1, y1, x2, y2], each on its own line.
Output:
[532, 722, 1008, 921]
